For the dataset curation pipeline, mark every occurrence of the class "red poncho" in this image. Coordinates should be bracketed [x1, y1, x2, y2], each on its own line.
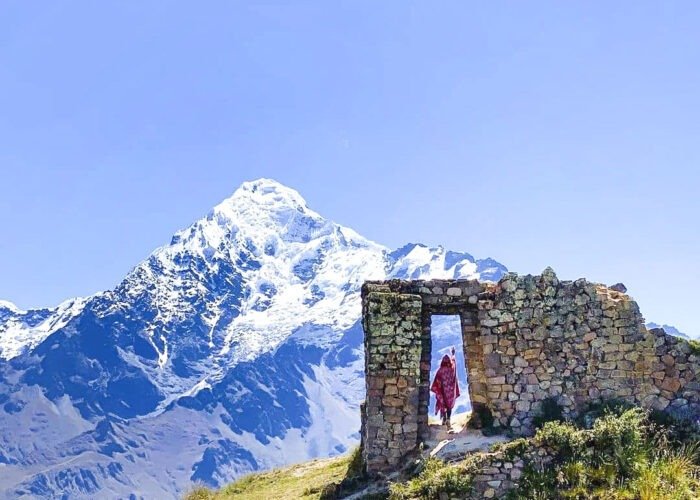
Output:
[431, 355, 460, 415]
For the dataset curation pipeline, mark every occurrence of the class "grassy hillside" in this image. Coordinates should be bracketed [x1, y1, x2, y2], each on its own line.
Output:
[184, 447, 366, 500]
[186, 403, 700, 499]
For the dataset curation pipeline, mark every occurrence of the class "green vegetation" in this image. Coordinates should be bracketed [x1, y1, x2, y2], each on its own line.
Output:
[490, 437, 529, 461]
[389, 457, 473, 499]
[183, 448, 364, 500]
[688, 339, 700, 356]
[511, 407, 700, 499]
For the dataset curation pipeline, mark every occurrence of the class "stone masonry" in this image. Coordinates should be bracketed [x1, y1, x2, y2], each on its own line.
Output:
[360, 268, 700, 475]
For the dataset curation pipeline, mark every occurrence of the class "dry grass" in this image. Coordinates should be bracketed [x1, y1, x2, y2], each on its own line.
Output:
[183, 453, 355, 500]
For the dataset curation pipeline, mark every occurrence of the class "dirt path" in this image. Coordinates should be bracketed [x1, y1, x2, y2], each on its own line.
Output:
[425, 412, 507, 462]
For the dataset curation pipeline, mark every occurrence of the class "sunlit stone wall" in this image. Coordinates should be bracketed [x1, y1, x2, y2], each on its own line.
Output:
[360, 268, 700, 476]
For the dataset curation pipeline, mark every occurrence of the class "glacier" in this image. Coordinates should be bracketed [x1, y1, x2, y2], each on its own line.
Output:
[0, 178, 508, 498]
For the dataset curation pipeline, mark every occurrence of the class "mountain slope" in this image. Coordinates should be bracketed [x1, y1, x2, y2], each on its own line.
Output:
[0, 179, 507, 498]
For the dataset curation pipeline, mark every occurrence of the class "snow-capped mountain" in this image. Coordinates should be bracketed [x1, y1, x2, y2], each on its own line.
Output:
[646, 322, 693, 339]
[0, 298, 87, 360]
[0, 179, 507, 498]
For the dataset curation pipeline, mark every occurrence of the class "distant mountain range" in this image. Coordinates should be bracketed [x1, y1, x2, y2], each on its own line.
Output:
[0, 179, 507, 498]
[646, 322, 692, 339]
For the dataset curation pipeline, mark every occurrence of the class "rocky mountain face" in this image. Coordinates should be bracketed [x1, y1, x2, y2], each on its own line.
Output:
[0, 179, 507, 498]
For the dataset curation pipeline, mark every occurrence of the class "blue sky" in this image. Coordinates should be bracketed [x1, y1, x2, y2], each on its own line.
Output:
[1, 2, 698, 334]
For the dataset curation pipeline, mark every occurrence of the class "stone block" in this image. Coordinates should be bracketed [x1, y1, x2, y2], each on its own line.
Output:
[661, 378, 681, 393]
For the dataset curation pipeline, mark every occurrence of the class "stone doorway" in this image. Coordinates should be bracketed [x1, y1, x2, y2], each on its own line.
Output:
[361, 279, 490, 474]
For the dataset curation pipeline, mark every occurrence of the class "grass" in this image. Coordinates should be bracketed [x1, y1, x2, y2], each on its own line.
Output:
[388, 457, 472, 500]
[688, 339, 700, 356]
[183, 449, 361, 500]
[510, 407, 700, 499]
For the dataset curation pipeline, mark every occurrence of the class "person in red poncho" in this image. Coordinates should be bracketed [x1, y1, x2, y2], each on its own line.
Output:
[430, 347, 460, 427]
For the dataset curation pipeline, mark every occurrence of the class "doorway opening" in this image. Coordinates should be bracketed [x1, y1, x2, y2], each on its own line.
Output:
[418, 310, 503, 458]
[427, 315, 470, 428]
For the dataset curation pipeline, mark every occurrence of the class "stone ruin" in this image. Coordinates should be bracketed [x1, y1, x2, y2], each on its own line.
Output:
[360, 268, 700, 475]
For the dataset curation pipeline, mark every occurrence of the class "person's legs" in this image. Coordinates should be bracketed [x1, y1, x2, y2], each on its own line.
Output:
[446, 408, 452, 427]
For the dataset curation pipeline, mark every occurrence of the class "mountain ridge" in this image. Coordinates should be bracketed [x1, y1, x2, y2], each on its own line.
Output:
[0, 178, 507, 498]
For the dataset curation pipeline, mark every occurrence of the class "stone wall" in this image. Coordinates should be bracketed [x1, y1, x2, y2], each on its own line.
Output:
[466, 444, 550, 499]
[361, 268, 700, 476]
[648, 328, 700, 416]
[362, 292, 423, 473]
[481, 268, 651, 432]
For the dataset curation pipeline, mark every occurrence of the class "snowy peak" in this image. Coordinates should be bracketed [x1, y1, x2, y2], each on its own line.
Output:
[388, 243, 507, 282]
[100, 179, 390, 381]
[170, 178, 352, 253]
[0, 297, 87, 359]
[0, 300, 22, 314]
[220, 178, 314, 223]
